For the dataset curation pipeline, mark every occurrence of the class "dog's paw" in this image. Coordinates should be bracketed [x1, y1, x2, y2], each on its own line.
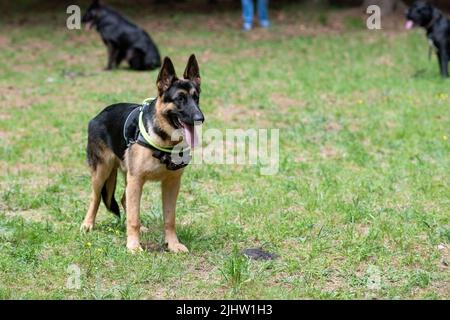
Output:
[80, 222, 94, 233]
[127, 240, 143, 254]
[167, 242, 189, 253]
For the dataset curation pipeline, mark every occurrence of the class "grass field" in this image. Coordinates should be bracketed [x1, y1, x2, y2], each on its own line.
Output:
[0, 2, 449, 299]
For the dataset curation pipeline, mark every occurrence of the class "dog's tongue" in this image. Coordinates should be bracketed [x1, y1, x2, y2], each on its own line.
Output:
[181, 122, 198, 148]
[405, 20, 414, 30]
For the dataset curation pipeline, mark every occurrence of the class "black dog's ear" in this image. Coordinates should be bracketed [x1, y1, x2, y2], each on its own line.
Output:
[183, 54, 201, 87]
[157, 57, 178, 95]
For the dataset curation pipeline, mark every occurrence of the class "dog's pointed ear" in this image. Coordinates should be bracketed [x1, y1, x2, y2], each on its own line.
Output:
[183, 54, 201, 87]
[157, 57, 178, 96]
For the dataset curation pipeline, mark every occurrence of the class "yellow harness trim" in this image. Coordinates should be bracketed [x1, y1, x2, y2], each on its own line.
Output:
[138, 110, 175, 153]
[138, 98, 190, 154]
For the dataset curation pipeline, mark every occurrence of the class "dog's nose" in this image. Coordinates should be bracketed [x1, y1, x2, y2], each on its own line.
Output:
[193, 112, 204, 123]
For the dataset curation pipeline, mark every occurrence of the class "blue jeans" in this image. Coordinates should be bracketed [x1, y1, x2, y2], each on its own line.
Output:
[241, 0, 269, 28]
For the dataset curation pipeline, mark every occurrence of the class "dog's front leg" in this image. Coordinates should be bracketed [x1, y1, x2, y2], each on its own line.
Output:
[105, 42, 118, 70]
[162, 175, 188, 253]
[125, 174, 144, 252]
[437, 47, 449, 78]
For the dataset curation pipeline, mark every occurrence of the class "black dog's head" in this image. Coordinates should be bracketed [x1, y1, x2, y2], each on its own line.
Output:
[82, 0, 102, 29]
[155, 55, 205, 148]
[405, 1, 441, 29]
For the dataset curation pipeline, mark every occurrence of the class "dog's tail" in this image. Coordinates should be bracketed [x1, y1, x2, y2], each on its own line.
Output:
[101, 168, 121, 217]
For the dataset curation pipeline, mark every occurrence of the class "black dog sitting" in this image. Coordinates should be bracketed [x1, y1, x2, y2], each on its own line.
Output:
[406, 1, 450, 77]
[82, 0, 161, 71]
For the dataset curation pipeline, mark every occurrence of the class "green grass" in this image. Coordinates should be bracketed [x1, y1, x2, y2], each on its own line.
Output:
[0, 4, 449, 299]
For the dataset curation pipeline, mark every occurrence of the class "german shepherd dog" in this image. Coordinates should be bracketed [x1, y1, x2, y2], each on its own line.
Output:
[406, 1, 450, 77]
[82, 0, 161, 71]
[81, 55, 204, 253]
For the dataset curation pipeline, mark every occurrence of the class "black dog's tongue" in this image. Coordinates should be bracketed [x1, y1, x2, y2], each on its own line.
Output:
[405, 20, 414, 29]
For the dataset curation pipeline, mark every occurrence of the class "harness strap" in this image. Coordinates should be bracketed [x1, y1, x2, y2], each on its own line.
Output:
[123, 105, 142, 146]
[138, 110, 174, 153]
[122, 98, 191, 171]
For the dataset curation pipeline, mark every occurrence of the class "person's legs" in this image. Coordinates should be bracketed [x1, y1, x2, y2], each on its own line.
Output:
[241, 0, 254, 31]
[257, 0, 270, 28]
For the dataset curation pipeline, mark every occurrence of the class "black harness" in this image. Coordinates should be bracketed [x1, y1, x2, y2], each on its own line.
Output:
[123, 99, 191, 171]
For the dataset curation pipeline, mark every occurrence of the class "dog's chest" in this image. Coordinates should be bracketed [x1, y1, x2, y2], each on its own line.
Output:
[123, 144, 183, 181]
[428, 27, 450, 53]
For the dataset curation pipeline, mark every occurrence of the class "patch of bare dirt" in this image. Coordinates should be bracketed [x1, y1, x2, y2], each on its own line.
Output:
[294, 152, 311, 163]
[270, 93, 307, 114]
[375, 55, 395, 67]
[320, 145, 341, 159]
[0, 113, 11, 120]
[0, 130, 9, 140]
[0, 36, 9, 47]
[322, 270, 347, 293]
[23, 38, 54, 52]
[142, 242, 166, 252]
[0, 85, 51, 109]
[214, 103, 270, 127]
[3, 208, 53, 223]
[0, 161, 63, 176]
[325, 120, 342, 133]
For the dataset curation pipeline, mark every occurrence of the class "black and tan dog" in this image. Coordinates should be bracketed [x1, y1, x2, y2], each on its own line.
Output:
[406, 1, 450, 77]
[81, 55, 204, 253]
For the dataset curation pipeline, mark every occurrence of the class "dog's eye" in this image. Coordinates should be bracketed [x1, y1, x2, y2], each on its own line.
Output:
[176, 94, 186, 103]
[192, 94, 199, 103]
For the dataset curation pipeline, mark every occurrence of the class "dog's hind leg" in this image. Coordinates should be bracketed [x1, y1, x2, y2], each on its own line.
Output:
[105, 42, 119, 70]
[127, 49, 146, 70]
[144, 52, 161, 70]
[81, 162, 113, 232]
[120, 172, 127, 212]
[115, 50, 126, 68]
